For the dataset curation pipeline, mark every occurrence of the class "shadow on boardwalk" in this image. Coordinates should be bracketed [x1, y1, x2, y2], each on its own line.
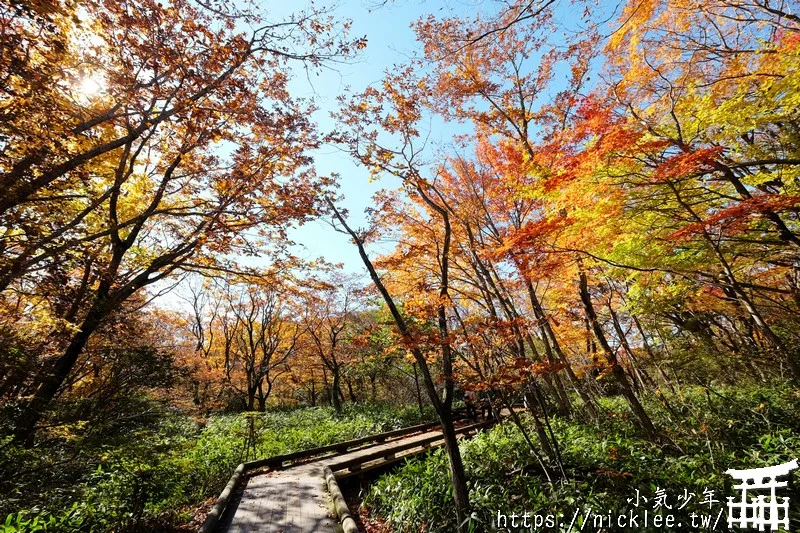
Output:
[222, 463, 340, 533]
[218, 417, 498, 532]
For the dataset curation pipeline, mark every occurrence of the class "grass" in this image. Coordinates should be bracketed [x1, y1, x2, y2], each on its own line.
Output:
[6, 384, 798, 532]
[1, 402, 435, 532]
[363, 384, 800, 532]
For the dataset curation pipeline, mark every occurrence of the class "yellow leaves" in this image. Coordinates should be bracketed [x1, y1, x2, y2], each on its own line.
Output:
[607, 0, 659, 53]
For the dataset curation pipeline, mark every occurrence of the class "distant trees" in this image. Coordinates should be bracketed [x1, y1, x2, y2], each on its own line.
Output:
[187, 280, 300, 411]
[0, 0, 364, 444]
[180, 274, 426, 412]
[301, 278, 360, 412]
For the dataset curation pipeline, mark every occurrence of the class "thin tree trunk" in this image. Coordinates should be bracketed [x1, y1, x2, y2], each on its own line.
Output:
[413, 363, 424, 415]
[632, 316, 675, 392]
[503, 391, 554, 465]
[526, 279, 597, 419]
[346, 377, 358, 403]
[329, 198, 471, 530]
[322, 366, 332, 407]
[577, 268, 661, 442]
[666, 180, 799, 384]
[331, 368, 342, 412]
[439, 411, 471, 529]
[13, 304, 104, 445]
[246, 384, 257, 411]
[608, 304, 657, 392]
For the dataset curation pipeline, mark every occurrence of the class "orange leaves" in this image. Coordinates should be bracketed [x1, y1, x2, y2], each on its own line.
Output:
[652, 147, 724, 182]
[482, 357, 568, 391]
[497, 217, 572, 258]
[413, 1, 592, 149]
[475, 137, 528, 176]
[325, 0, 800, 408]
[670, 194, 800, 241]
[607, 0, 660, 53]
[776, 29, 800, 51]
[0, 0, 366, 423]
[569, 95, 617, 144]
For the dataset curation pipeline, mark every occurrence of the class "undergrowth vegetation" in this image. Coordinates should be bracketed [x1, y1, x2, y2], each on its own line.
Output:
[364, 385, 800, 532]
[1, 403, 433, 532]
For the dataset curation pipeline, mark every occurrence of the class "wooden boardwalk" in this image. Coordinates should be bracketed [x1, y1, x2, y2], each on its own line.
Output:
[221, 422, 488, 533]
[225, 463, 339, 533]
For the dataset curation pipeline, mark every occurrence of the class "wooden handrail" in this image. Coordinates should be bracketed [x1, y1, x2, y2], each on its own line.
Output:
[243, 408, 469, 470]
[243, 420, 442, 470]
[327, 420, 492, 472]
[199, 463, 244, 533]
[200, 407, 475, 533]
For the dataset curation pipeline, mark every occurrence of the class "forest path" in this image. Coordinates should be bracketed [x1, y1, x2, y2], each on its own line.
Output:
[224, 462, 339, 533]
[221, 418, 494, 532]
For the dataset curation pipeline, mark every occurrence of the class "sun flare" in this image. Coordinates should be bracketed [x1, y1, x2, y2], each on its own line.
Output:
[78, 75, 105, 100]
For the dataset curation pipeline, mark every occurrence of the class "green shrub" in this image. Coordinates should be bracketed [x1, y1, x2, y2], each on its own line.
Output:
[365, 385, 800, 532]
[2, 401, 435, 532]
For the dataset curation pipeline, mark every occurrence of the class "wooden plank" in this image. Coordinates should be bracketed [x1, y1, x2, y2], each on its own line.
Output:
[243, 410, 470, 471]
[200, 463, 244, 533]
[244, 420, 440, 470]
[334, 426, 487, 479]
[223, 416, 491, 533]
[328, 431, 447, 472]
[225, 463, 339, 533]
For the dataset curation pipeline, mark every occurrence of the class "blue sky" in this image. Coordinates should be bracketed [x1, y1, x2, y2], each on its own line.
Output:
[158, 0, 616, 307]
[280, 0, 614, 275]
[161, 0, 481, 307]
[283, 0, 488, 274]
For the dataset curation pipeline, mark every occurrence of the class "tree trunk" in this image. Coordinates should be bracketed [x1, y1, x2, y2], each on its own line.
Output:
[526, 279, 597, 420]
[346, 377, 358, 403]
[438, 411, 470, 529]
[577, 269, 661, 441]
[329, 198, 470, 529]
[608, 305, 657, 392]
[257, 381, 270, 411]
[412, 363, 424, 415]
[246, 384, 257, 411]
[322, 366, 332, 407]
[505, 391, 554, 463]
[13, 305, 103, 445]
[632, 315, 675, 392]
[331, 368, 342, 412]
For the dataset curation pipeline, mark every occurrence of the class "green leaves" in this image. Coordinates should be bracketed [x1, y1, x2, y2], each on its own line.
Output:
[1, 403, 434, 531]
[364, 385, 800, 532]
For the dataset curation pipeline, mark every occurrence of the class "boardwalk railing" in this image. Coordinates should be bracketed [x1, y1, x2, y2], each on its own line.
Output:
[199, 411, 474, 533]
[324, 419, 494, 531]
[244, 419, 441, 471]
[329, 419, 493, 474]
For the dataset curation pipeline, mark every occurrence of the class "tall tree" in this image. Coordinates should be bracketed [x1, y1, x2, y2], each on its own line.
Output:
[333, 69, 475, 528]
[3, 0, 363, 444]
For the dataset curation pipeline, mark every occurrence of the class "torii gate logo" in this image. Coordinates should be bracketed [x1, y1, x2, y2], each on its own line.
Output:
[726, 459, 797, 531]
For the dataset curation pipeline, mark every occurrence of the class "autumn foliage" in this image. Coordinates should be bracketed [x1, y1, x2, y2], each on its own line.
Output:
[2, 0, 800, 530]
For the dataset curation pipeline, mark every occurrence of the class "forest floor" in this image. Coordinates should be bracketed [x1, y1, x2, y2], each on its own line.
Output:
[3, 385, 798, 532]
[0, 403, 435, 532]
[361, 385, 800, 532]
